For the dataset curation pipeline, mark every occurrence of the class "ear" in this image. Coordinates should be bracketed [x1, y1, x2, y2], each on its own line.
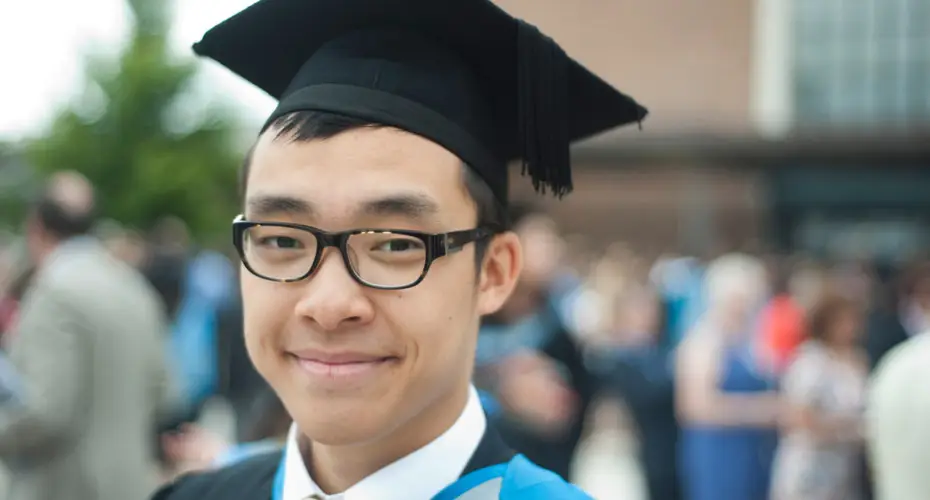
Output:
[476, 231, 523, 316]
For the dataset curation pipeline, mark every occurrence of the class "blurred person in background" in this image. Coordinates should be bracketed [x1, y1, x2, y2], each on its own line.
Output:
[0, 247, 12, 342]
[166, 246, 235, 417]
[650, 253, 706, 350]
[102, 226, 148, 269]
[675, 253, 781, 500]
[866, 332, 930, 500]
[897, 261, 930, 338]
[0, 268, 33, 349]
[0, 172, 177, 500]
[475, 205, 597, 481]
[143, 215, 237, 436]
[0, 241, 32, 345]
[770, 295, 868, 500]
[786, 259, 829, 313]
[142, 216, 192, 327]
[758, 258, 807, 374]
[586, 283, 680, 500]
[862, 262, 910, 372]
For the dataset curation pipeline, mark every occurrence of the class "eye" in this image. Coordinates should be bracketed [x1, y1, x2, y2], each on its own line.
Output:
[245, 225, 310, 251]
[258, 235, 304, 250]
[374, 237, 424, 253]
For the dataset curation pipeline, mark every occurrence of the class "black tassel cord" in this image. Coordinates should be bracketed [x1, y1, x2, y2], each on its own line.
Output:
[516, 20, 572, 198]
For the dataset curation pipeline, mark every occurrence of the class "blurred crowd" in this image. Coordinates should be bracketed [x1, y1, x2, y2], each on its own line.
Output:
[2, 172, 930, 500]
[472, 208, 930, 500]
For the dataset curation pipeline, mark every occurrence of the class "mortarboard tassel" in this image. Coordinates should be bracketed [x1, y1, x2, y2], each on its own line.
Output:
[516, 20, 572, 198]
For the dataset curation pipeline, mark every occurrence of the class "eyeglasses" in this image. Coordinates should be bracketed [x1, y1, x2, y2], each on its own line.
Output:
[232, 215, 495, 290]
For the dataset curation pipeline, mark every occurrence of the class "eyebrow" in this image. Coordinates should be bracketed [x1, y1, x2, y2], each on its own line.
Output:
[246, 195, 315, 218]
[357, 193, 440, 221]
[245, 192, 440, 222]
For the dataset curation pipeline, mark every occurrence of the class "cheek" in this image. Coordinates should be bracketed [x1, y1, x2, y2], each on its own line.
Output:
[241, 277, 293, 371]
[393, 269, 478, 378]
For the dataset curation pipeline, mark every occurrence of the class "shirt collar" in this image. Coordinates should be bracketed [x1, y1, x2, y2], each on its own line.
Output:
[283, 385, 487, 500]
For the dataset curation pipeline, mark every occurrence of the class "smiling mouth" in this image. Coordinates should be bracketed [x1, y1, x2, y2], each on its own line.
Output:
[288, 353, 397, 380]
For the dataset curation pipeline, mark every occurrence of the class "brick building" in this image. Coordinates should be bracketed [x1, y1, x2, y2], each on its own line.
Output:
[496, 0, 930, 262]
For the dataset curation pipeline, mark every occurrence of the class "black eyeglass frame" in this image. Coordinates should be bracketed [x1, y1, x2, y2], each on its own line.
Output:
[232, 214, 497, 290]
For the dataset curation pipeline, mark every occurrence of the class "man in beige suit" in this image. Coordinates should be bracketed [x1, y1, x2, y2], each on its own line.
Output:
[0, 172, 176, 500]
[866, 332, 930, 500]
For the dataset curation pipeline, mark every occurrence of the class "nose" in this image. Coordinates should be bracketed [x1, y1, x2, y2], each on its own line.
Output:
[293, 249, 375, 332]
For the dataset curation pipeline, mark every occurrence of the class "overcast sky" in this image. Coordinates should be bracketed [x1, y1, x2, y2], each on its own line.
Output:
[0, 0, 276, 141]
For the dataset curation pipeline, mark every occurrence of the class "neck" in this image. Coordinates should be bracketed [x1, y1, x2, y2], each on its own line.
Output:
[305, 381, 472, 494]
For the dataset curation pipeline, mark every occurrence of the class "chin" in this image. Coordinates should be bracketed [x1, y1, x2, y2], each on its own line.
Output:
[293, 405, 393, 446]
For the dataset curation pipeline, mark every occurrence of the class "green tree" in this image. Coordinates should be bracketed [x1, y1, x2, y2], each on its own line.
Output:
[0, 142, 36, 231]
[25, 0, 242, 244]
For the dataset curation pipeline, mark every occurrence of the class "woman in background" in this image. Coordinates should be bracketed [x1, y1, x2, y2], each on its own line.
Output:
[676, 254, 781, 500]
[770, 295, 867, 500]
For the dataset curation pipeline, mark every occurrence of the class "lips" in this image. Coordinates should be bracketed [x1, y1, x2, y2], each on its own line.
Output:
[289, 349, 392, 364]
[288, 349, 397, 381]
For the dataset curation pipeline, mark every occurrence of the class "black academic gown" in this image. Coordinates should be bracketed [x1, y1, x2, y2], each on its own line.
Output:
[150, 425, 515, 499]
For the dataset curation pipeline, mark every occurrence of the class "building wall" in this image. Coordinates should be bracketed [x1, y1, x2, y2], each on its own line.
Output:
[494, 0, 756, 134]
[495, 0, 764, 253]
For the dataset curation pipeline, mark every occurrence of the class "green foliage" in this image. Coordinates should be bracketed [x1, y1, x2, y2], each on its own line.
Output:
[25, 0, 242, 244]
[0, 142, 36, 231]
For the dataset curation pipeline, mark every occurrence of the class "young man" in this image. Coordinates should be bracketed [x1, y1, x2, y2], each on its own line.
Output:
[153, 0, 646, 498]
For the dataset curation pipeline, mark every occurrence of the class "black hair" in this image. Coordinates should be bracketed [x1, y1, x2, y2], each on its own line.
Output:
[33, 195, 94, 240]
[241, 110, 509, 265]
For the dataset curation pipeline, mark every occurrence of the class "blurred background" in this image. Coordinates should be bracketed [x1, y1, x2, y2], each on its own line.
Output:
[1, 0, 929, 499]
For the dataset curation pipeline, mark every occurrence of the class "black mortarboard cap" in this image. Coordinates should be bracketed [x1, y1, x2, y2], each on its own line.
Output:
[193, 0, 647, 204]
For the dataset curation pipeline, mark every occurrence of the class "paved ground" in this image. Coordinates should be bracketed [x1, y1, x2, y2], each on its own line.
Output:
[573, 425, 648, 500]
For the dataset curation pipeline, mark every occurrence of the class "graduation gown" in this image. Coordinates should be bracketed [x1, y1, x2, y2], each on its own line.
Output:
[151, 426, 592, 499]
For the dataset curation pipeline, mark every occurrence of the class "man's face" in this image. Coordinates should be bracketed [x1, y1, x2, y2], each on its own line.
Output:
[242, 127, 518, 445]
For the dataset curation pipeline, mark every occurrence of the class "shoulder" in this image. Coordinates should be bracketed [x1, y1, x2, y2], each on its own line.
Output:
[28, 242, 113, 302]
[39, 240, 106, 282]
[872, 335, 930, 388]
[151, 451, 280, 500]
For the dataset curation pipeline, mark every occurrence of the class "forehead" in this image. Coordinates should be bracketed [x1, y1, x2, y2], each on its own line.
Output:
[247, 127, 472, 221]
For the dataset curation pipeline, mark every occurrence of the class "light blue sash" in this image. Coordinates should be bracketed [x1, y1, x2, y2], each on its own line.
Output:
[271, 453, 591, 499]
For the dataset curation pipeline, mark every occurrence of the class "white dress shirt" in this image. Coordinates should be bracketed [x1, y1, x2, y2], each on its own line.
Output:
[283, 385, 487, 500]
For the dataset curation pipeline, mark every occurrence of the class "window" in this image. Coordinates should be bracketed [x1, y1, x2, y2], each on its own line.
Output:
[792, 0, 930, 127]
